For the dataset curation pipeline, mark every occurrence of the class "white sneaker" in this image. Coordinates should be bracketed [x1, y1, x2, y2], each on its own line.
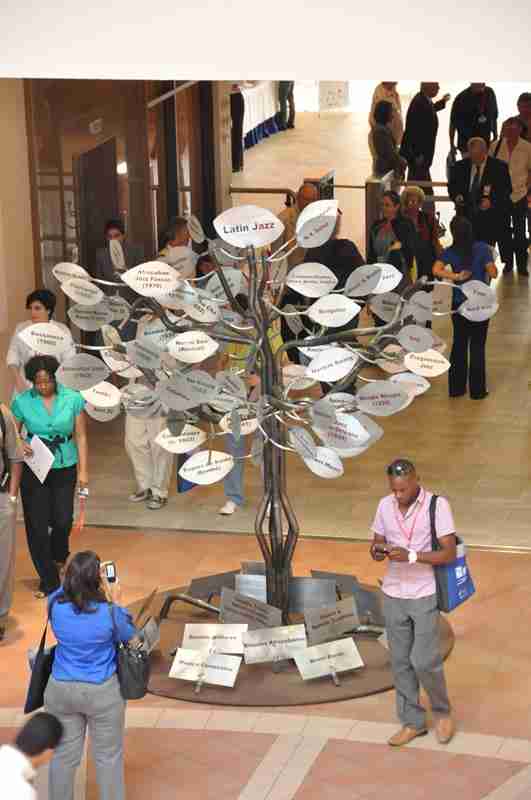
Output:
[219, 500, 238, 515]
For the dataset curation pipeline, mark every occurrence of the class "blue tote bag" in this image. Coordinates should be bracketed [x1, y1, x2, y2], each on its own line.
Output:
[430, 495, 475, 613]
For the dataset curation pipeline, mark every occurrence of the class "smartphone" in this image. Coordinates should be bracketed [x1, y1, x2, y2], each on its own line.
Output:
[102, 561, 117, 583]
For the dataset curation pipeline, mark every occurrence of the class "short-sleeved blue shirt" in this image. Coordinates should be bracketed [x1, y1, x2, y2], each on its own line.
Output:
[440, 241, 493, 309]
[48, 589, 137, 684]
[11, 383, 85, 469]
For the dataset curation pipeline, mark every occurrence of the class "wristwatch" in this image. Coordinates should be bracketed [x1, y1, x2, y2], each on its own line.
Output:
[408, 550, 418, 564]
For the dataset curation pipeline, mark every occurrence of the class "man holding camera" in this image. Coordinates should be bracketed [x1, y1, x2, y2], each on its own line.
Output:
[0, 403, 24, 641]
[370, 459, 457, 747]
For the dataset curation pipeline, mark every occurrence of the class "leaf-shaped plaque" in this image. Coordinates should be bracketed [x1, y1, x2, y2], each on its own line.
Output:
[283, 306, 305, 336]
[295, 200, 338, 249]
[161, 246, 196, 279]
[396, 324, 434, 354]
[126, 339, 162, 371]
[289, 427, 317, 460]
[283, 363, 318, 390]
[61, 278, 104, 307]
[168, 331, 219, 364]
[306, 347, 358, 383]
[187, 214, 206, 244]
[106, 296, 131, 323]
[286, 263, 338, 298]
[121, 261, 180, 297]
[404, 349, 451, 378]
[344, 264, 383, 297]
[56, 353, 110, 391]
[157, 280, 198, 310]
[155, 424, 207, 454]
[18, 322, 72, 357]
[369, 292, 402, 323]
[460, 280, 497, 305]
[52, 262, 90, 283]
[458, 298, 499, 322]
[219, 412, 258, 437]
[214, 205, 284, 248]
[390, 372, 431, 396]
[372, 263, 403, 295]
[206, 268, 244, 301]
[302, 447, 344, 479]
[406, 291, 433, 325]
[180, 289, 221, 324]
[81, 380, 122, 408]
[68, 301, 114, 332]
[314, 412, 372, 451]
[310, 398, 337, 432]
[356, 381, 411, 417]
[85, 402, 122, 422]
[178, 450, 235, 485]
[306, 294, 361, 328]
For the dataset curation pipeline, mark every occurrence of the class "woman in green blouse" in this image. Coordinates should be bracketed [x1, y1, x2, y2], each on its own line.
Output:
[11, 355, 88, 598]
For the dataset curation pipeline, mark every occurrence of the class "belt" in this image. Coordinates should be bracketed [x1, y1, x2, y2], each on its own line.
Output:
[27, 434, 73, 467]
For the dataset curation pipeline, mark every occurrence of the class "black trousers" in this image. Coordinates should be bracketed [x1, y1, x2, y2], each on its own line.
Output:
[230, 91, 245, 172]
[498, 197, 528, 271]
[406, 163, 433, 196]
[449, 315, 489, 398]
[278, 81, 295, 128]
[20, 464, 77, 594]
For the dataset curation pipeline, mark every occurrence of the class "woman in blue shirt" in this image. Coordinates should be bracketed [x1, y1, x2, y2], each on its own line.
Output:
[11, 355, 88, 597]
[44, 550, 137, 800]
[433, 216, 498, 399]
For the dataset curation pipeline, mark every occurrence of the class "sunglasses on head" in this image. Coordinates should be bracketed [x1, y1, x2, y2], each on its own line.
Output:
[386, 460, 415, 477]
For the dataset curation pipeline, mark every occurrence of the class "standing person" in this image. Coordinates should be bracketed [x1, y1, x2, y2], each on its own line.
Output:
[0, 712, 63, 800]
[369, 82, 404, 169]
[400, 83, 451, 192]
[278, 81, 295, 130]
[11, 356, 88, 597]
[516, 92, 531, 142]
[448, 137, 512, 249]
[490, 117, 531, 275]
[44, 551, 138, 800]
[157, 217, 197, 280]
[273, 182, 320, 278]
[230, 83, 245, 173]
[370, 458, 457, 747]
[7, 289, 76, 397]
[401, 185, 443, 286]
[450, 83, 499, 156]
[0, 403, 23, 641]
[368, 191, 416, 287]
[95, 219, 145, 342]
[433, 216, 498, 399]
[372, 102, 407, 181]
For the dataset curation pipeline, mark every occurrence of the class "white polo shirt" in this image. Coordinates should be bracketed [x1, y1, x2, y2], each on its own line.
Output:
[0, 745, 36, 800]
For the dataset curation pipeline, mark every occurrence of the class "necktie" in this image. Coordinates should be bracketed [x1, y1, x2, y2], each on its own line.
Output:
[470, 166, 481, 210]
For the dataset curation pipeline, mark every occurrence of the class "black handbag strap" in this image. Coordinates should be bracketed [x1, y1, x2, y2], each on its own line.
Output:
[429, 494, 440, 552]
[38, 596, 58, 653]
[108, 603, 119, 645]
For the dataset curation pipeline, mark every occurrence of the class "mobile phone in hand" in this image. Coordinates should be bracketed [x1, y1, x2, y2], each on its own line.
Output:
[102, 561, 117, 583]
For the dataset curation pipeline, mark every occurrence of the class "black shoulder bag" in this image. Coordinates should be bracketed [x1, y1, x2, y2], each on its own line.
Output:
[24, 597, 58, 713]
[108, 604, 150, 700]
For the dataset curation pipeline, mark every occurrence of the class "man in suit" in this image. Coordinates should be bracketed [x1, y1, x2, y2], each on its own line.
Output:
[448, 137, 512, 252]
[450, 83, 499, 156]
[95, 219, 145, 341]
[400, 83, 451, 193]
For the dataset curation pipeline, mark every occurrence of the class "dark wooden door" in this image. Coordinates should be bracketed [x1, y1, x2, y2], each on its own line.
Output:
[74, 138, 119, 275]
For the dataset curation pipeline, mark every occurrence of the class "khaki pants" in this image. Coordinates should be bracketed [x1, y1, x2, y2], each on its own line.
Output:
[0, 499, 17, 620]
[124, 414, 174, 498]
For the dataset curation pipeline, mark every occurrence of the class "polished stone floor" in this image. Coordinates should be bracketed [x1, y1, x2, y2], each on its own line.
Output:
[76, 107, 530, 548]
[3, 526, 531, 799]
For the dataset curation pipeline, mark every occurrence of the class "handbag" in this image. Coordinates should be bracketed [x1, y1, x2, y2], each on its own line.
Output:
[430, 495, 475, 613]
[24, 598, 58, 713]
[108, 604, 150, 700]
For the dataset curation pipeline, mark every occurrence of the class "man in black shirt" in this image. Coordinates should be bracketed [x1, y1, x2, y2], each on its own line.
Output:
[450, 83, 499, 156]
[400, 83, 451, 192]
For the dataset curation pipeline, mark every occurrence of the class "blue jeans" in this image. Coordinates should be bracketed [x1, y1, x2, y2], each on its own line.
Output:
[224, 433, 246, 506]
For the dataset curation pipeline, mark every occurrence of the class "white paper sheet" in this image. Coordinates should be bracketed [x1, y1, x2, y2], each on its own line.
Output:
[24, 435, 55, 484]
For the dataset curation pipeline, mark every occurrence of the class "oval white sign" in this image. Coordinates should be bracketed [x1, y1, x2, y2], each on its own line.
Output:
[85, 402, 122, 422]
[296, 200, 338, 249]
[101, 351, 142, 380]
[302, 446, 344, 479]
[18, 322, 72, 357]
[206, 268, 244, 302]
[178, 450, 235, 485]
[160, 246, 197, 280]
[68, 301, 114, 332]
[309, 398, 337, 431]
[370, 292, 402, 323]
[458, 299, 499, 323]
[56, 353, 110, 391]
[289, 427, 318, 460]
[460, 280, 497, 305]
[121, 261, 180, 298]
[180, 290, 221, 324]
[81, 380, 122, 409]
[52, 262, 90, 283]
[157, 280, 198, 311]
[397, 324, 434, 354]
[286, 263, 338, 298]
[406, 291, 433, 325]
[404, 348, 451, 378]
[107, 295, 131, 323]
[306, 294, 361, 328]
[356, 381, 411, 417]
[283, 363, 318, 391]
[315, 412, 372, 451]
[62, 278, 104, 307]
[139, 314, 181, 353]
[214, 205, 284, 249]
[306, 347, 359, 383]
[390, 371, 431, 396]
[219, 413, 258, 437]
[126, 339, 162, 371]
[373, 263, 403, 295]
[168, 331, 219, 364]
[155, 424, 207, 454]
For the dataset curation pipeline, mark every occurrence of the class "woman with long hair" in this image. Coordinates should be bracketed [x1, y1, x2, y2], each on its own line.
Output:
[44, 551, 137, 800]
[11, 355, 88, 597]
[433, 216, 498, 399]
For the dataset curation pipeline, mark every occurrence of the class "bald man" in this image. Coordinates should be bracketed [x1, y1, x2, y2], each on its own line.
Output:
[273, 182, 320, 278]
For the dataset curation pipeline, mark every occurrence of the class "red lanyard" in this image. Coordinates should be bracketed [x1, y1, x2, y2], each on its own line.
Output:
[393, 489, 425, 545]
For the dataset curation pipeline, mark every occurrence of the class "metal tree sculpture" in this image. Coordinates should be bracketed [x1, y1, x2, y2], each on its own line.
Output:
[30, 200, 499, 622]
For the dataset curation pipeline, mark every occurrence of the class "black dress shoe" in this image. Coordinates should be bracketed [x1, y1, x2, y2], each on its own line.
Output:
[449, 391, 466, 398]
[287, 123, 295, 129]
[518, 269, 529, 277]
[470, 391, 489, 399]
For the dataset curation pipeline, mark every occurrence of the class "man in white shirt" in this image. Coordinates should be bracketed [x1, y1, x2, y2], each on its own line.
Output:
[490, 116, 531, 275]
[0, 713, 63, 800]
[369, 83, 404, 168]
